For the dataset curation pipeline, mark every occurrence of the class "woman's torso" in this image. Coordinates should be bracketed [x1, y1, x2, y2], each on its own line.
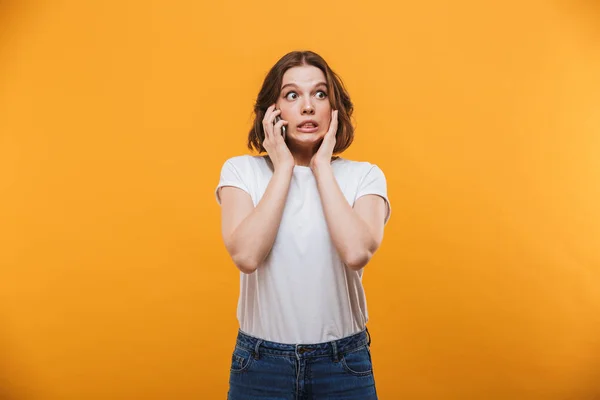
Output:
[217, 155, 389, 344]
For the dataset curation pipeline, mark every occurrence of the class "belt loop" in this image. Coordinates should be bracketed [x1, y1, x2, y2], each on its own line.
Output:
[331, 340, 339, 363]
[366, 327, 372, 347]
[253, 340, 262, 360]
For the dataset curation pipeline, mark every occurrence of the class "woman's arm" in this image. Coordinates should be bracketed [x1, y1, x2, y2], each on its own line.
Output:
[219, 166, 293, 274]
[219, 104, 294, 274]
[309, 110, 387, 270]
[313, 164, 387, 271]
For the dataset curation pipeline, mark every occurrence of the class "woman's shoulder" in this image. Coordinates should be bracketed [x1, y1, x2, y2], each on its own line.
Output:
[222, 154, 269, 169]
[333, 157, 383, 174]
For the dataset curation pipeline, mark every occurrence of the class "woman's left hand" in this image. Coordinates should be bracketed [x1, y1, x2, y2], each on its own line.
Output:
[310, 109, 338, 172]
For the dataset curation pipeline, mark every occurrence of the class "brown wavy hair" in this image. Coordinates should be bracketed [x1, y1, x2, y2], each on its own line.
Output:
[248, 51, 354, 154]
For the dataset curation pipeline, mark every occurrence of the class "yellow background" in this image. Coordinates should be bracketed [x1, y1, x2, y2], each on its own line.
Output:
[1, 0, 600, 399]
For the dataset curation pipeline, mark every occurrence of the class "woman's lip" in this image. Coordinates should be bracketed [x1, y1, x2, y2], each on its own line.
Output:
[296, 126, 319, 133]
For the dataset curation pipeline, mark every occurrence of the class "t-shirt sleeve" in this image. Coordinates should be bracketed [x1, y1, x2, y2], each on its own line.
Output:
[355, 165, 392, 225]
[215, 158, 252, 205]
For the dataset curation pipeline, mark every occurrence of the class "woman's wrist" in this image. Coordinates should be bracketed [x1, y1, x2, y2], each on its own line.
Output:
[311, 161, 333, 180]
[273, 163, 294, 178]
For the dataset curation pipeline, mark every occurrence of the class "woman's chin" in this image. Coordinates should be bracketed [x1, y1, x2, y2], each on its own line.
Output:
[287, 131, 324, 145]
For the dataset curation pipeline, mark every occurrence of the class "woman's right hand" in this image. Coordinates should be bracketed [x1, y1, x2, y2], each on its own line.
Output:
[262, 104, 294, 172]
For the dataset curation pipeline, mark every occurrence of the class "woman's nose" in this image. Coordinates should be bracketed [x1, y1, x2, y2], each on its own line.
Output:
[302, 101, 315, 115]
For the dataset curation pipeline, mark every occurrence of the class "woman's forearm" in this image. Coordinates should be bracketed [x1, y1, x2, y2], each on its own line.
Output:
[313, 164, 378, 270]
[226, 167, 293, 273]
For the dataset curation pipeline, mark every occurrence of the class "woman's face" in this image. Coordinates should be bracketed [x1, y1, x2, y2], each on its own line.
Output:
[276, 65, 332, 148]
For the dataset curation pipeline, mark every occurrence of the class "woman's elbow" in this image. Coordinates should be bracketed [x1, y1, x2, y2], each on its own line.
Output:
[343, 250, 372, 271]
[231, 254, 260, 274]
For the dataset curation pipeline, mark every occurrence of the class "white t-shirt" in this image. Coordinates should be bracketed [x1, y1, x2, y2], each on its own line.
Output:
[215, 155, 391, 344]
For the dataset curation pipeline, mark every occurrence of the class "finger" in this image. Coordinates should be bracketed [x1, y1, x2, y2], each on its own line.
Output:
[274, 120, 288, 138]
[270, 111, 285, 139]
[263, 111, 282, 141]
[268, 108, 281, 126]
[263, 106, 279, 140]
[262, 104, 278, 126]
[328, 110, 339, 137]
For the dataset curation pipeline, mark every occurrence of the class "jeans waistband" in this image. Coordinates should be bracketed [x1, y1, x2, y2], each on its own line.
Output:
[235, 328, 371, 360]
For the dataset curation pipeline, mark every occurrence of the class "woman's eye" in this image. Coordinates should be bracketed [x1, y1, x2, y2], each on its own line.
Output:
[316, 91, 327, 99]
[285, 92, 298, 100]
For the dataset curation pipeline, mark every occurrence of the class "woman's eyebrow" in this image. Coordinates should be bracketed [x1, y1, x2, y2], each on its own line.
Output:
[281, 82, 327, 91]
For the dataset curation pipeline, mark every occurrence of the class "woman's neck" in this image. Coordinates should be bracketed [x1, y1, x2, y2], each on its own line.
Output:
[288, 144, 318, 167]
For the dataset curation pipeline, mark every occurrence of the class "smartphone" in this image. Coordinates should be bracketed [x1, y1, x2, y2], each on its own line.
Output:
[274, 113, 287, 139]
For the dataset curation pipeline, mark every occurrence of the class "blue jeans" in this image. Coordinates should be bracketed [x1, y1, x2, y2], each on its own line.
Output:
[227, 328, 378, 400]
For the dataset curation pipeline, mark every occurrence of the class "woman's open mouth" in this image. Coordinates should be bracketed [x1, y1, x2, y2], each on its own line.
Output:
[297, 121, 319, 133]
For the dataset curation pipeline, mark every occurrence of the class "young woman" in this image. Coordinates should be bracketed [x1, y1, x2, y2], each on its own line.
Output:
[216, 50, 391, 400]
